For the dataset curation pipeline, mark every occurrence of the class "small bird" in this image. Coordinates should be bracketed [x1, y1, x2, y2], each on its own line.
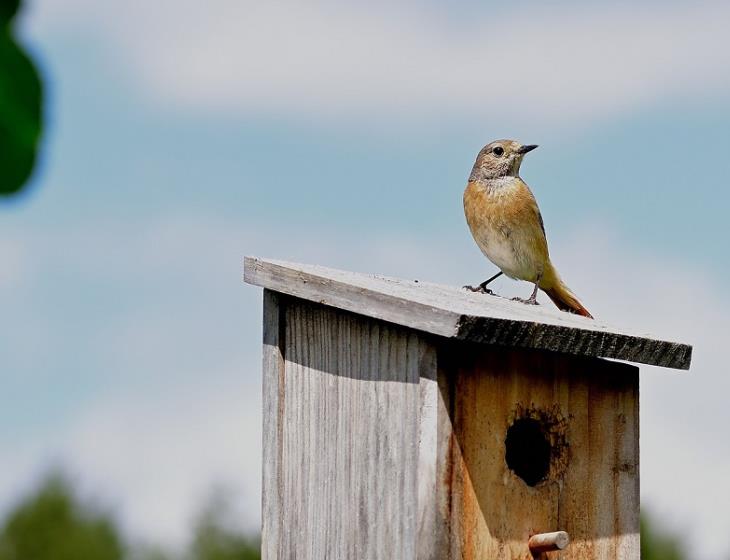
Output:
[463, 139, 593, 318]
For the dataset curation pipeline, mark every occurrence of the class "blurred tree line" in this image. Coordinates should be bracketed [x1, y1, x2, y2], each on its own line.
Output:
[640, 513, 687, 560]
[0, 472, 691, 560]
[0, 474, 259, 560]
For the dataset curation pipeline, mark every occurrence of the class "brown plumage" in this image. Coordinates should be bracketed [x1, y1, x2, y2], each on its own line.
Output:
[463, 139, 593, 318]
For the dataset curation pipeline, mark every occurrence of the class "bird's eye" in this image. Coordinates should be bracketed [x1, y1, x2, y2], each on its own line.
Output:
[493, 146, 504, 156]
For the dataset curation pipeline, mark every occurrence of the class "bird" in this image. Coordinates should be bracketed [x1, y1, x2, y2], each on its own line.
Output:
[463, 139, 593, 318]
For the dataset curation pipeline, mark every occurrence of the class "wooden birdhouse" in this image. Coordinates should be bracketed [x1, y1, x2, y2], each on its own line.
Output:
[244, 257, 692, 560]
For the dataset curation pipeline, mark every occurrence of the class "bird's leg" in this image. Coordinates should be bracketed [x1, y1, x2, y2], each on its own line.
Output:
[464, 271, 503, 294]
[512, 278, 540, 306]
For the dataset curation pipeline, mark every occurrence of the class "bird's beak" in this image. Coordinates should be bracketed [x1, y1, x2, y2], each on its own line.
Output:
[517, 144, 538, 154]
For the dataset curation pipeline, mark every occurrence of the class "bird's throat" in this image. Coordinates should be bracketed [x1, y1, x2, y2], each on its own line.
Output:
[481, 176, 521, 196]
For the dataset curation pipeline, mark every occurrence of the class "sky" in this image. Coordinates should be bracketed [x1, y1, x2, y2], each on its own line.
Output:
[2, 0, 729, 557]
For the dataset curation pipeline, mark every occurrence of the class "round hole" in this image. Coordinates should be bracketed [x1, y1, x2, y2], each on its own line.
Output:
[505, 417, 551, 486]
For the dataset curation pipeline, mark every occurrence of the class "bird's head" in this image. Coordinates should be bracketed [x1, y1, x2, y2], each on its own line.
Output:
[469, 139, 538, 182]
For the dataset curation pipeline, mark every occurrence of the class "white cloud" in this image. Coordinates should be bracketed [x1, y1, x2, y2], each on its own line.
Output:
[24, 0, 730, 126]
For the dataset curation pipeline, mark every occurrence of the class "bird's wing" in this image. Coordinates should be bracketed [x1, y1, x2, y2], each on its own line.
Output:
[535, 206, 546, 238]
[515, 179, 547, 241]
[514, 179, 550, 261]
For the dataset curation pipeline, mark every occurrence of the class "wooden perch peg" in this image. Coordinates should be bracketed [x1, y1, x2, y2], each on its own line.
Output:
[529, 531, 570, 556]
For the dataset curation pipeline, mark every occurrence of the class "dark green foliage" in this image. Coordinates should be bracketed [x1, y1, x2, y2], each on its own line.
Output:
[0, 474, 123, 560]
[128, 545, 174, 560]
[0, 474, 689, 560]
[188, 491, 260, 560]
[0, 474, 261, 560]
[0, 0, 43, 196]
[641, 512, 686, 560]
[0, 0, 20, 23]
[190, 520, 260, 560]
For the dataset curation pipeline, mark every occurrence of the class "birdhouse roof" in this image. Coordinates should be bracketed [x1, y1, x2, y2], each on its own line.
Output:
[244, 256, 691, 370]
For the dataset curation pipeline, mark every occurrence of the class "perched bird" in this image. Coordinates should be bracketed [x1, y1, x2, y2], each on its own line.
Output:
[463, 139, 593, 318]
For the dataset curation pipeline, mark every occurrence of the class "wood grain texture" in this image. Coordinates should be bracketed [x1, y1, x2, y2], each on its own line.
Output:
[415, 347, 440, 560]
[264, 296, 437, 559]
[261, 289, 284, 560]
[244, 256, 692, 370]
[436, 343, 640, 560]
[260, 294, 642, 559]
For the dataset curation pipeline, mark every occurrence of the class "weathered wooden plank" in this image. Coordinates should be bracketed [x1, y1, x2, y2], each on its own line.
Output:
[245, 256, 459, 339]
[436, 344, 640, 560]
[244, 256, 692, 370]
[415, 344, 440, 560]
[270, 298, 431, 559]
[261, 289, 283, 560]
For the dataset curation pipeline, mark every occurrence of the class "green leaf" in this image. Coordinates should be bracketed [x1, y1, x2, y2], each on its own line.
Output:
[0, 0, 20, 25]
[0, 0, 43, 196]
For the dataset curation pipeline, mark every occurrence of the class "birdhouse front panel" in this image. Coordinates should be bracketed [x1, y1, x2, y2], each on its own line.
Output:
[435, 344, 639, 559]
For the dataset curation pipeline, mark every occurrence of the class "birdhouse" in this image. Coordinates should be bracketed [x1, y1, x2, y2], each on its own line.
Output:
[244, 257, 691, 560]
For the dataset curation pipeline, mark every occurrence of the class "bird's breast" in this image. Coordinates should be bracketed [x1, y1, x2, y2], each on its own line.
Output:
[463, 179, 547, 281]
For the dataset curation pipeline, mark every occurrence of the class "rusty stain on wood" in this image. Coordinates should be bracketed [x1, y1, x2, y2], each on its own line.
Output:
[436, 343, 640, 559]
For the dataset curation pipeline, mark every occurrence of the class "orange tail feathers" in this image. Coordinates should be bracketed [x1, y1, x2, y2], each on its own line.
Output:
[543, 283, 593, 318]
[540, 265, 593, 318]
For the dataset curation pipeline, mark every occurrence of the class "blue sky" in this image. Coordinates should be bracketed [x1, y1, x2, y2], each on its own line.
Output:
[2, 0, 729, 557]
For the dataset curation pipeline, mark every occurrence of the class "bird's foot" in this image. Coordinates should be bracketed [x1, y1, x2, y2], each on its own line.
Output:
[511, 296, 539, 306]
[464, 284, 494, 295]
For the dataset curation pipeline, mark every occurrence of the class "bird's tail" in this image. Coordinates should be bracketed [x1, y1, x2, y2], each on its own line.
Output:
[540, 263, 593, 319]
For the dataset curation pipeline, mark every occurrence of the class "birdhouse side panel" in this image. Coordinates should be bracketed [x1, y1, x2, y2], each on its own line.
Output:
[262, 294, 436, 560]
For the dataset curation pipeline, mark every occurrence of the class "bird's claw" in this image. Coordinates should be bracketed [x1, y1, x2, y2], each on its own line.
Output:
[464, 284, 494, 295]
[511, 296, 539, 306]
